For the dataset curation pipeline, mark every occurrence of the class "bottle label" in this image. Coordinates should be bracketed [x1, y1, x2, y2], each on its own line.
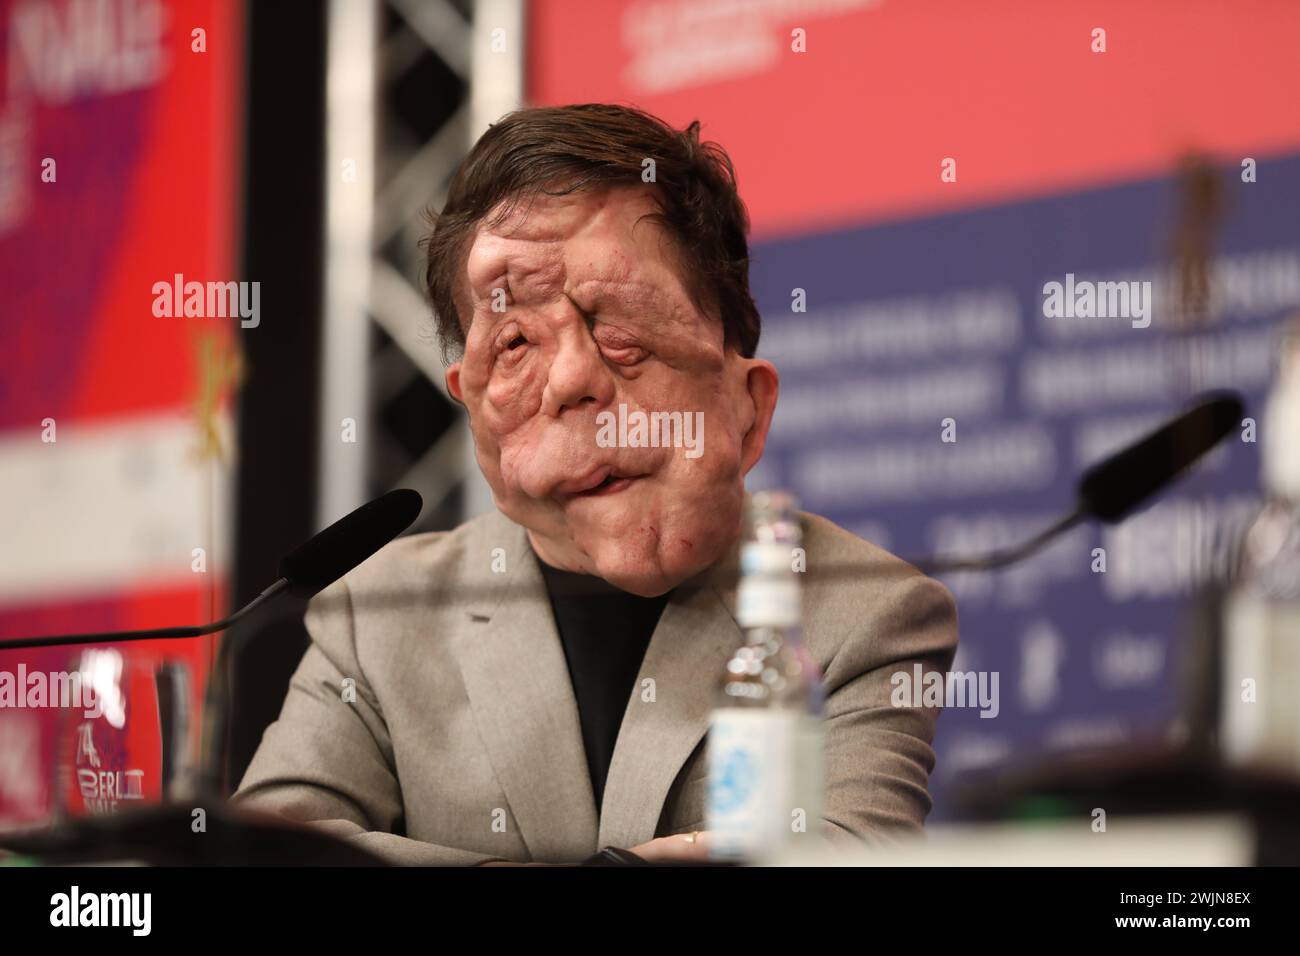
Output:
[737, 542, 800, 628]
[706, 708, 823, 861]
[1222, 593, 1300, 771]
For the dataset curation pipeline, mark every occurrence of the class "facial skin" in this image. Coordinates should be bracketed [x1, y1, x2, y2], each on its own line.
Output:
[445, 184, 779, 596]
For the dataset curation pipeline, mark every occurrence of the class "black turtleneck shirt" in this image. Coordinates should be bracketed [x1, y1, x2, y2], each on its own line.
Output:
[534, 554, 672, 812]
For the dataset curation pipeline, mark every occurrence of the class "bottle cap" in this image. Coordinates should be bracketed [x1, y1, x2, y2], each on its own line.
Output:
[1262, 322, 1300, 500]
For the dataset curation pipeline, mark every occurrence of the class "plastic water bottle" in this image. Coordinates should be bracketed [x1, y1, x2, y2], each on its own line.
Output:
[707, 491, 825, 861]
[1221, 318, 1300, 772]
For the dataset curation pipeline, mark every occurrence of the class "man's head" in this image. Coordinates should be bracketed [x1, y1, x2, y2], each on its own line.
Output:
[425, 104, 777, 596]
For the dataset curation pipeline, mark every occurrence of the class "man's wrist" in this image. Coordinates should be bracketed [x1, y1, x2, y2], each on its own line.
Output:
[579, 846, 648, 866]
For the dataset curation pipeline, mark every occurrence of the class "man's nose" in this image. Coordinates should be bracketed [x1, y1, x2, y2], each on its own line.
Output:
[540, 324, 615, 417]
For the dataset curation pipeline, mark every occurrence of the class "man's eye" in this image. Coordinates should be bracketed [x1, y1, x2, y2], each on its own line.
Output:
[603, 344, 647, 365]
[506, 334, 528, 350]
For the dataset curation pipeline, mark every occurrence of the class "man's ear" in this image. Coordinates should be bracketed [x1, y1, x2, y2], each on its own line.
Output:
[446, 362, 465, 405]
[740, 358, 779, 475]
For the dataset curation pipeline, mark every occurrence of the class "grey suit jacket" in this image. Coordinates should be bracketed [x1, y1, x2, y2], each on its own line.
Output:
[234, 507, 958, 865]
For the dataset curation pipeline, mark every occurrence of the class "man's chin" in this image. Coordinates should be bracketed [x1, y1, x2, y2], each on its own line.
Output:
[564, 510, 676, 595]
[570, 515, 721, 597]
[513, 480, 740, 594]
[585, 557, 678, 598]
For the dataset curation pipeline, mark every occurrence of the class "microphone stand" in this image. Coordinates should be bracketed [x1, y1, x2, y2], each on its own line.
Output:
[912, 508, 1085, 574]
[0, 490, 424, 863]
[5, 578, 289, 649]
[199, 579, 289, 794]
[0, 577, 388, 864]
[0, 577, 291, 796]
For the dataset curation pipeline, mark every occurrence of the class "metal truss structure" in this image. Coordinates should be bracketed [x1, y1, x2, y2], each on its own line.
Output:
[319, 0, 523, 533]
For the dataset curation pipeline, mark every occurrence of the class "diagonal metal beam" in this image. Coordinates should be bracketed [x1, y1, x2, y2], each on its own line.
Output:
[370, 259, 452, 395]
[373, 102, 470, 246]
[389, 0, 472, 78]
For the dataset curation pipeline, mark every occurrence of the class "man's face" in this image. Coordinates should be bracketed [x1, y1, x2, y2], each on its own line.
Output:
[446, 185, 778, 596]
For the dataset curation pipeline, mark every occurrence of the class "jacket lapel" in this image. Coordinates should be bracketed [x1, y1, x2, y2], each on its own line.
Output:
[449, 515, 599, 861]
[596, 550, 744, 849]
[449, 510, 746, 857]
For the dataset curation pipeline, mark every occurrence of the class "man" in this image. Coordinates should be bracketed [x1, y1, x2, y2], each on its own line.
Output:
[235, 104, 958, 865]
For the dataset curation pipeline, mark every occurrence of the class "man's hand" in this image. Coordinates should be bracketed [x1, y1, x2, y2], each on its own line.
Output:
[478, 860, 555, 866]
[475, 831, 713, 865]
[628, 830, 711, 864]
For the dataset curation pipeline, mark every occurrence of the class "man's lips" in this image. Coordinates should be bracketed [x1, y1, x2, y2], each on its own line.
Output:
[555, 465, 644, 498]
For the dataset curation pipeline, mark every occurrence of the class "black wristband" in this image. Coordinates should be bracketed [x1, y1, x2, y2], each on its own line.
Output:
[578, 846, 648, 866]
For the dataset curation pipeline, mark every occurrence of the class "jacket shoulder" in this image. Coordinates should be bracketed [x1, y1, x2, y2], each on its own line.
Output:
[798, 510, 958, 673]
[800, 509, 929, 593]
[341, 508, 519, 591]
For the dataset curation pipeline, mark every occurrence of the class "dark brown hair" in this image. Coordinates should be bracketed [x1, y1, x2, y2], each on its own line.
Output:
[422, 103, 760, 361]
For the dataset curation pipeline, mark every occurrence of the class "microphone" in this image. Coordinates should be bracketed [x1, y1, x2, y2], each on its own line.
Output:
[1077, 391, 1243, 522]
[917, 391, 1244, 573]
[279, 488, 425, 598]
[0, 488, 424, 793]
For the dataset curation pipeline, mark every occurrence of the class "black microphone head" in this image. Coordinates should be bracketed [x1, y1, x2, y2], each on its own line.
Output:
[1077, 391, 1244, 523]
[279, 489, 423, 597]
